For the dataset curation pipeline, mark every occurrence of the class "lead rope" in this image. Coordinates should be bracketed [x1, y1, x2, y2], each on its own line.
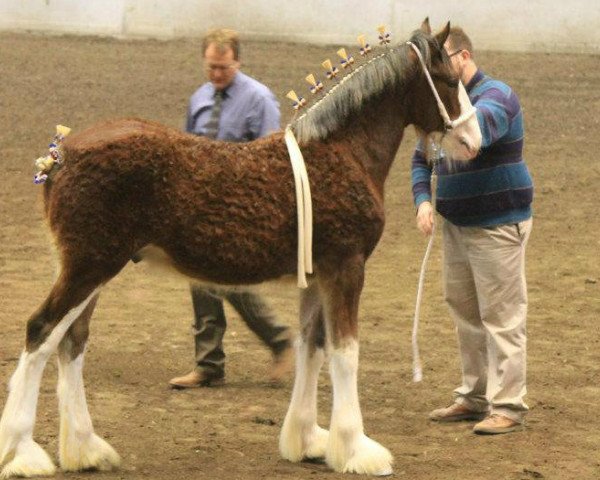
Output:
[406, 40, 473, 382]
[411, 150, 440, 382]
[412, 223, 435, 382]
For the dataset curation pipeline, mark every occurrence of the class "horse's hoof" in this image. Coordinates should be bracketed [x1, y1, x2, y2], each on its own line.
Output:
[327, 434, 393, 476]
[304, 425, 329, 460]
[60, 433, 121, 472]
[280, 420, 329, 463]
[0, 440, 56, 479]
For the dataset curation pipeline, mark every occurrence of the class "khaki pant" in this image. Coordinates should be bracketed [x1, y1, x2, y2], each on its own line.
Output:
[442, 218, 532, 422]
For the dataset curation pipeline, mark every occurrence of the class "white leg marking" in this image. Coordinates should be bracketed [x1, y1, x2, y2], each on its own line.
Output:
[279, 338, 328, 462]
[58, 350, 121, 472]
[0, 289, 99, 478]
[326, 340, 393, 475]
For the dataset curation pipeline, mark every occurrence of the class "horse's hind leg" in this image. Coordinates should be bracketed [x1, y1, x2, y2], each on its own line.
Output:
[0, 269, 103, 479]
[279, 281, 329, 462]
[57, 295, 120, 473]
[320, 255, 393, 475]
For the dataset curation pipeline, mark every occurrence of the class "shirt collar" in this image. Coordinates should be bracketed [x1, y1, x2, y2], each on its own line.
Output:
[211, 71, 242, 99]
[465, 69, 485, 92]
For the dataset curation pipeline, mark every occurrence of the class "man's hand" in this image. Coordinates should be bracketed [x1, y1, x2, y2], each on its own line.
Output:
[416, 201, 434, 236]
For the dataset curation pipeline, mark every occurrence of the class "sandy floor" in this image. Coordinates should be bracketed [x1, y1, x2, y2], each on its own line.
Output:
[0, 32, 599, 479]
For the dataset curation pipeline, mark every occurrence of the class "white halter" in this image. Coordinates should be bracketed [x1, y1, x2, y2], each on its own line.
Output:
[406, 41, 476, 130]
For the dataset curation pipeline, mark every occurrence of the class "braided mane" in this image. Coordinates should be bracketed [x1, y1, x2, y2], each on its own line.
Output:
[290, 30, 434, 144]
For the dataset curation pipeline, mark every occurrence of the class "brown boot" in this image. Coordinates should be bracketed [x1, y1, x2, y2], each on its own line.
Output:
[269, 343, 294, 382]
[169, 370, 224, 389]
[473, 414, 523, 434]
[429, 403, 487, 422]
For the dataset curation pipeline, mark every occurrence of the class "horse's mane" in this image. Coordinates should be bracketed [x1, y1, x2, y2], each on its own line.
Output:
[290, 30, 434, 144]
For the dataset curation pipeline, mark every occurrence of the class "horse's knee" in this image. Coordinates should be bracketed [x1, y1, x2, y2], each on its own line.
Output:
[58, 296, 96, 360]
[25, 308, 54, 353]
[311, 309, 326, 349]
[26, 287, 100, 357]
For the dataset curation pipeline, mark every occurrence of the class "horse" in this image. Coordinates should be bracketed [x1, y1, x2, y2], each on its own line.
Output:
[0, 19, 481, 478]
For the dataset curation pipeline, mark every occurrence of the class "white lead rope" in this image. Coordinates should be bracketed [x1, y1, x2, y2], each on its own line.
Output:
[284, 126, 313, 288]
[412, 221, 436, 382]
[405, 40, 473, 382]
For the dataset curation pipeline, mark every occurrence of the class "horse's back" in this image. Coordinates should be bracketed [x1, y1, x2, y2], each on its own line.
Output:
[62, 118, 186, 153]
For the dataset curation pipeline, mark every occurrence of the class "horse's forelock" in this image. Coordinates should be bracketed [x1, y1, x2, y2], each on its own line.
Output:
[408, 30, 433, 69]
[409, 28, 456, 73]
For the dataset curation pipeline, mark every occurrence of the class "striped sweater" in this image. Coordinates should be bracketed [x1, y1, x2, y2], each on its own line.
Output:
[411, 70, 533, 227]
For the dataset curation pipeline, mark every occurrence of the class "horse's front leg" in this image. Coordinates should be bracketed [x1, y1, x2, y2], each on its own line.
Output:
[280, 282, 329, 461]
[57, 294, 121, 473]
[321, 255, 393, 476]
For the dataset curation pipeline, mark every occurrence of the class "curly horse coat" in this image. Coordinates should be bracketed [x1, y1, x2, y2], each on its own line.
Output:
[0, 21, 481, 477]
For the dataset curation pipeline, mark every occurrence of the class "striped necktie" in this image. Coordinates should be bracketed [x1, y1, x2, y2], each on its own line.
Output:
[203, 90, 223, 139]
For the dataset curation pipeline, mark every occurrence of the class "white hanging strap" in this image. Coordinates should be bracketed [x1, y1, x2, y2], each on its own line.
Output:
[406, 42, 476, 130]
[284, 126, 313, 288]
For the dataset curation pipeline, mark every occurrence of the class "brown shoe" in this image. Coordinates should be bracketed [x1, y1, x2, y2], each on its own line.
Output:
[429, 403, 488, 422]
[473, 414, 523, 434]
[269, 343, 294, 382]
[169, 370, 225, 389]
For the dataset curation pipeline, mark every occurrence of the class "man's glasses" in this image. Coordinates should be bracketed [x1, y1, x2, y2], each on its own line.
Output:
[205, 63, 237, 73]
[447, 49, 464, 58]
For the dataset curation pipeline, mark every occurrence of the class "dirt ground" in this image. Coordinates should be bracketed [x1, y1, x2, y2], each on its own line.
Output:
[0, 31, 599, 480]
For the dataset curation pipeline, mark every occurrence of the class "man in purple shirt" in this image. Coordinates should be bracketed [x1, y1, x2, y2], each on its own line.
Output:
[169, 28, 292, 389]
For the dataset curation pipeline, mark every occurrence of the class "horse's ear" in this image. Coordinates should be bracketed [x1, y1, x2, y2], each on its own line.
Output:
[435, 22, 451, 48]
[420, 17, 431, 34]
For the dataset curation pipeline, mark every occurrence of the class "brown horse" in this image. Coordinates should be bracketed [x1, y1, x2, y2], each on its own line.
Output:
[0, 20, 481, 477]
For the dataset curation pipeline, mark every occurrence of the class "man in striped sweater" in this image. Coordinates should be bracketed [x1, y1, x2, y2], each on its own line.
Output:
[411, 27, 533, 434]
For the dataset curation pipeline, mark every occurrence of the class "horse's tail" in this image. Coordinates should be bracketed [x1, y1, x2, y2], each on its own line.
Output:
[32, 125, 72, 214]
[33, 124, 71, 186]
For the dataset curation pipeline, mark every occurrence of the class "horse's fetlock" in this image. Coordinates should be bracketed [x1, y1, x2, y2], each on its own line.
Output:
[331, 422, 359, 444]
[294, 412, 317, 430]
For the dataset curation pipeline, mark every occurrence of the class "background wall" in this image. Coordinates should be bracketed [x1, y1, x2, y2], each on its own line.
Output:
[0, 0, 599, 53]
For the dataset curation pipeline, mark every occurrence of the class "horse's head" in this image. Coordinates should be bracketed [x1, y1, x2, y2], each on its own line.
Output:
[407, 19, 482, 161]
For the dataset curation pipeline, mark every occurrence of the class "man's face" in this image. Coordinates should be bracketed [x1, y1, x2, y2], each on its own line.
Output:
[444, 42, 468, 82]
[204, 43, 239, 91]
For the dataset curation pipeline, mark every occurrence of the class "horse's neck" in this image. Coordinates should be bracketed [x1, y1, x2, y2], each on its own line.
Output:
[329, 96, 407, 194]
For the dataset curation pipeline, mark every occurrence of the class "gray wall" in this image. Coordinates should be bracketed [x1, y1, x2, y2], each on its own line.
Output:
[1, 0, 599, 53]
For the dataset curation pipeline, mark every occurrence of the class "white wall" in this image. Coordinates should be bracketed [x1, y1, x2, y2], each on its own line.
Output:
[1, 0, 598, 53]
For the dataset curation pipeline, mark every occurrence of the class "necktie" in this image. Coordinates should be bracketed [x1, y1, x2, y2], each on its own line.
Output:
[204, 90, 223, 139]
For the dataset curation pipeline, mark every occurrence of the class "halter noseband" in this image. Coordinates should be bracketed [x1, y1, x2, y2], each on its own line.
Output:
[406, 41, 476, 131]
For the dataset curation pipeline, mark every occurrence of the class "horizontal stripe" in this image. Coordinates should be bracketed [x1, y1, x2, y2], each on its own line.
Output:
[437, 187, 533, 219]
[437, 162, 532, 199]
[440, 154, 524, 174]
[443, 206, 532, 227]
[414, 192, 432, 207]
[411, 69, 533, 228]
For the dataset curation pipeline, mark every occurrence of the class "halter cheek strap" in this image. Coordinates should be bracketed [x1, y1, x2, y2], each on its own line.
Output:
[406, 42, 476, 130]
